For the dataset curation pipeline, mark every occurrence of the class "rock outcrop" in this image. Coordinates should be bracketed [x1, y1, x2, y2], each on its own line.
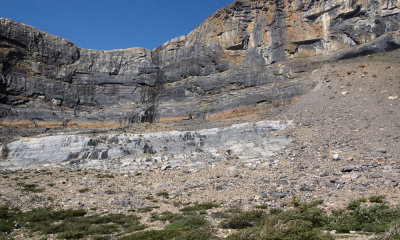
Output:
[0, 120, 292, 170]
[1, 0, 399, 127]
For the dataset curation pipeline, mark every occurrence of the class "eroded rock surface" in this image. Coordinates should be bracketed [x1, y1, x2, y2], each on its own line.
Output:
[1, 0, 399, 127]
[0, 120, 292, 170]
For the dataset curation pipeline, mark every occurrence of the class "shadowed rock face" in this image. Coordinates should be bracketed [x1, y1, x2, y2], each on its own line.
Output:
[0, 0, 400, 127]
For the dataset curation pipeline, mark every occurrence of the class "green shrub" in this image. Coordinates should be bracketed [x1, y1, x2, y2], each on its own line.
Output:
[57, 230, 86, 239]
[382, 221, 400, 240]
[220, 210, 265, 229]
[78, 187, 90, 193]
[180, 202, 220, 212]
[369, 195, 385, 203]
[121, 229, 182, 240]
[89, 223, 119, 234]
[255, 204, 269, 209]
[347, 197, 367, 210]
[327, 205, 400, 233]
[150, 211, 184, 223]
[19, 183, 45, 193]
[156, 191, 169, 198]
[96, 174, 114, 178]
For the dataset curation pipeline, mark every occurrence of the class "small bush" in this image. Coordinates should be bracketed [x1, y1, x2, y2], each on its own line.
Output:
[89, 223, 119, 234]
[291, 196, 301, 207]
[173, 200, 182, 207]
[0, 206, 15, 234]
[381, 221, 400, 240]
[220, 210, 265, 229]
[327, 204, 400, 233]
[150, 211, 184, 223]
[255, 204, 269, 209]
[369, 195, 385, 203]
[96, 174, 114, 179]
[121, 229, 182, 240]
[19, 183, 45, 193]
[180, 202, 220, 212]
[156, 191, 169, 198]
[165, 215, 208, 230]
[347, 197, 367, 210]
[78, 188, 90, 193]
[137, 206, 159, 213]
[145, 195, 155, 201]
[57, 230, 86, 239]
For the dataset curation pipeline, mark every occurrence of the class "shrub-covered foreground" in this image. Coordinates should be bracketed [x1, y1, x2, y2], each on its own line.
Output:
[1, 198, 400, 239]
[0, 207, 145, 239]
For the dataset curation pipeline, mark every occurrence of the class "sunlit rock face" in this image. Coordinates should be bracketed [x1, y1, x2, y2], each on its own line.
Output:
[0, 0, 400, 126]
[0, 120, 292, 171]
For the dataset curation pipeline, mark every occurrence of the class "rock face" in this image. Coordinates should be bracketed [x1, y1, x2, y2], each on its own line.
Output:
[0, 120, 292, 170]
[1, 0, 399, 127]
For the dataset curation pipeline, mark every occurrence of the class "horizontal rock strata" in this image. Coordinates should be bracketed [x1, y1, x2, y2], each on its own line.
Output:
[1, 0, 399, 126]
[0, 120, 292, 170]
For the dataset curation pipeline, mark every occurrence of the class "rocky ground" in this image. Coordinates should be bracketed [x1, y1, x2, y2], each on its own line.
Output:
[0, 50, 400, 239]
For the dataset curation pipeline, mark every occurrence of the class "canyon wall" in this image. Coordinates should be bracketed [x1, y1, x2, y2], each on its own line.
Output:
[1, 0, 400, 127]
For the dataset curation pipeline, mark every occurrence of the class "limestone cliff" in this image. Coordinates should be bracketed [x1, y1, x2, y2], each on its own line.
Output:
[1, 0, 399, 127]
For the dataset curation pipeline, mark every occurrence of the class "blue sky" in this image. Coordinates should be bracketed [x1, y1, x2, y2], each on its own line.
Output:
[1, 0, 232, 50]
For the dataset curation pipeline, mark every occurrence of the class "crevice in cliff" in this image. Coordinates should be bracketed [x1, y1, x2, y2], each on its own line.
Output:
[0, 75, 7, 104]
[0, 36, 26, 49]
[304, 4, 341, 21]
[269, 0, 287, 63]
[293, 39, 321, 45]
[334, 5, 363, 20]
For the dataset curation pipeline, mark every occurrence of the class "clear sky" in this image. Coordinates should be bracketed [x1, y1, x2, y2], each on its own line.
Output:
[1, 0, 232, 50]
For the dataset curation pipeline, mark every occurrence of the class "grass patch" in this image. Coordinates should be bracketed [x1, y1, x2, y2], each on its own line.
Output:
[137, 206, 160, 213]
[120, 229, 182, 240]
[145, 195, 155, 201]
[369, 195, 385, 203]
[156, 191, 169, 198]
[124, 212, 215, 240]
[255, 204, 269, 209]
[173, 200, 183, 207]
[18, 183, 45, 193]
[56, 230, 86, 239]
[347, 197, 367, 210]
[180, 202, 220, 212]
[78, 187, 90, 193]
[96, 174, 115, 179]
[220, 210, 266, 229]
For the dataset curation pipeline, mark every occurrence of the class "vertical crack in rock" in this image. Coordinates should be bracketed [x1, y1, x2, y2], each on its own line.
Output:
[270, 0, 287, 63]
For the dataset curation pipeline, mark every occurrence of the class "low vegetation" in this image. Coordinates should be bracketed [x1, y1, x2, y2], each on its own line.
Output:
[0, 207, 145, 239]
[78, 187, 90, 193]
[2, 197, 400, 239]
[180, 202, 220, 212]
[96, 174, 115, 179]
[17, 183, 45, 193]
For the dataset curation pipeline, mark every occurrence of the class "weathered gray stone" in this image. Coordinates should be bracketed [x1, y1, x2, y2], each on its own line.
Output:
[341, 166, 355, 172]
[269, 192, 286, 199]
[1, 0, 399, 126]
[0, 120, 291, 170]
[376, 147, 388, 153]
